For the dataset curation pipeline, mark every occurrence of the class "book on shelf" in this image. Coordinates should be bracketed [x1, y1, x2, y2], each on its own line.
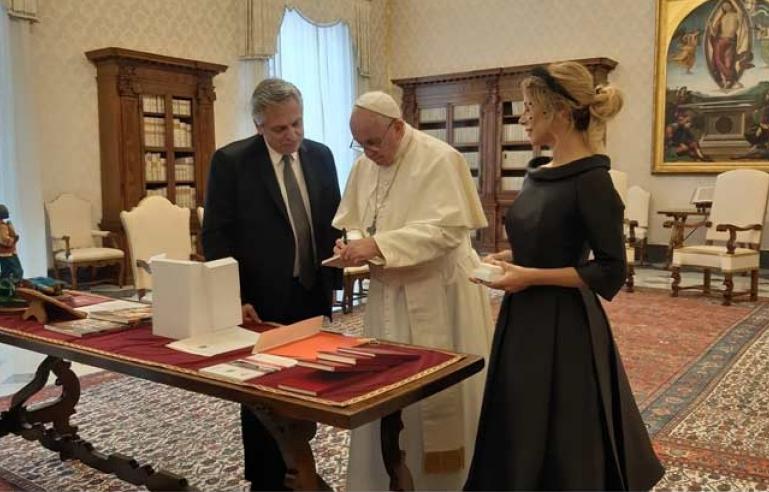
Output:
[143, 117, 166, 147]
[418, 107, 447, 123]
[173, 118, 192, 147]
[142, 95, 165, 114]
[44, 318, 130, 337]
[422, 128, 447, 141]
[172, 98, 192, 117]
[453, 104, 480, 120]
[454, 126, 479, 144]
[508, 100, 525, 116]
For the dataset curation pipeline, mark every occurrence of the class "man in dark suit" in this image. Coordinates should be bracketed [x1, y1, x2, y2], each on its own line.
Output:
[202, 78, 341, 490]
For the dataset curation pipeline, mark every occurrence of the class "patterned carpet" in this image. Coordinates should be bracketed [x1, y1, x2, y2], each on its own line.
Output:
[0, 289, 767, 490]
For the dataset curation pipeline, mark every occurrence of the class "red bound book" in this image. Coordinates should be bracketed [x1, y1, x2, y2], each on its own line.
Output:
[277, 371, 362, 396]
[296, 359, 381, 373]
[337, 346, 420, 362]
[317, 350, 393, 367]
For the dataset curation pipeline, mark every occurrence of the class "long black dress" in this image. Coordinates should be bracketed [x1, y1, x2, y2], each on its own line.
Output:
[464, 155, 664, 490]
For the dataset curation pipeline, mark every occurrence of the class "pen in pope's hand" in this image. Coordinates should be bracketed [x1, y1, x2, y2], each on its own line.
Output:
[342, 228, 348, 244]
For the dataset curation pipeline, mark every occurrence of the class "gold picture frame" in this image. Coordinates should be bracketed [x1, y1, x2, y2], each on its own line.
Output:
[653, 0, 769, 173]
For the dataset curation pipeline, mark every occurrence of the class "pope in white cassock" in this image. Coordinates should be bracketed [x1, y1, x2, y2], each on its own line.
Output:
[333, 91, 494, 491]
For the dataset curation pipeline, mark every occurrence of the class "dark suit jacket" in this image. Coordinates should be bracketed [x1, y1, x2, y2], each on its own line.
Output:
[202, 135, 342, 321]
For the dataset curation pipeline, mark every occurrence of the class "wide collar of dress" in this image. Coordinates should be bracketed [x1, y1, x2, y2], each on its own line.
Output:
[527, 154, 611, 181]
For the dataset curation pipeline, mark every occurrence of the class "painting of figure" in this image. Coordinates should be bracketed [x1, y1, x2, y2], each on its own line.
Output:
[655, 0, 769, 172]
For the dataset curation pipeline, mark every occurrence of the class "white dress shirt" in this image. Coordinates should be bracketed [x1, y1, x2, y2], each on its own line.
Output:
[265, 142, 316, 276]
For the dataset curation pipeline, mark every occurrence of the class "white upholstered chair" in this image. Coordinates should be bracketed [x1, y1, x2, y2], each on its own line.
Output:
[626, 186, 651, 264]
[670, 169, 769, 305]
[45, 194, 124, 289]
[120, 196, 198, 298]
[608, 170, 637, 292]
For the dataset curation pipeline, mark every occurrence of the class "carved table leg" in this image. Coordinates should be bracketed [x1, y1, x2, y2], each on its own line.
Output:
[381, 411, 415, 491]
[751, 269, 759, 301]
[249, 405, 331, 491]
[0, 356, 192, 491]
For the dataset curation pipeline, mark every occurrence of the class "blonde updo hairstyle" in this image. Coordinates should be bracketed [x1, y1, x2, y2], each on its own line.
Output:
[520, 61, 623, 153]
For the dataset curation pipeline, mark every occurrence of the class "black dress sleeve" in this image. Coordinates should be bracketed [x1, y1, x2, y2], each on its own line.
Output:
[574, 168, 627, 301]
[201, 148, 237, 261]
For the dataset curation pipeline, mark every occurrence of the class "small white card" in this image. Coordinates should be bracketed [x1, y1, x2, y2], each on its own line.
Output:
[167, 326, 260, 357]
[472, 263, 504, 283]
[199, 362, 266, 382]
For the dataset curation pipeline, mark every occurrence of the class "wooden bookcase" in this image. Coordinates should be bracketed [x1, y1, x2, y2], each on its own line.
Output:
[393, 57, 617, 253]
[86, 47, 227, 236]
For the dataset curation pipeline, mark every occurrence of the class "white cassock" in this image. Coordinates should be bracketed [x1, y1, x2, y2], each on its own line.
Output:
[333, 123, 494, 491]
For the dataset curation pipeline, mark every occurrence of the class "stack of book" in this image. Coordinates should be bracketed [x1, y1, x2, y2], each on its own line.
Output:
[277, 346, 421, 396]
[45, 318, 130, 338]
[199, 353, 296, 382]
[297, 346, 418, 373]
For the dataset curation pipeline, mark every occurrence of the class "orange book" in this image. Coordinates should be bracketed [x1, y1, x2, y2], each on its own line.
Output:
[265, 331, 364, 359]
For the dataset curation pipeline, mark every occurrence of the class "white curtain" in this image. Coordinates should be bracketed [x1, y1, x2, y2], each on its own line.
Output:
[0, 4, 46, 380]
[269, 9, 357, 188]
[0, 5, 46, 279]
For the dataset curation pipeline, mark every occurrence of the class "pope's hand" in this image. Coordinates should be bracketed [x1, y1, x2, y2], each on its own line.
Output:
[338, 237, 380, 266]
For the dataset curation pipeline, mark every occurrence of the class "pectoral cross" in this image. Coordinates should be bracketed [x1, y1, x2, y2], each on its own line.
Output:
[366, 219, 377, 236]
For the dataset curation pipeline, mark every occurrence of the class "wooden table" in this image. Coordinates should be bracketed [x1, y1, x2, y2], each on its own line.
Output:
[657, 209, 710, 267]
[0, 323, 483, 491]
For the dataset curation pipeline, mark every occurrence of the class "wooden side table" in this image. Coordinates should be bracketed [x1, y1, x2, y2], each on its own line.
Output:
[657, 209, 709, 267]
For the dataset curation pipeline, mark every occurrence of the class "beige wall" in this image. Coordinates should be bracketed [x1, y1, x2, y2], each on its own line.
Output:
[32, 0, 242, 224]
[389, 0, 727, 246]
[31, 0, 389, 227]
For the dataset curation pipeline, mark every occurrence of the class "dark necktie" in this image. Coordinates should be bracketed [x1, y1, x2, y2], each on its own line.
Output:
[282, 154, 316, 290]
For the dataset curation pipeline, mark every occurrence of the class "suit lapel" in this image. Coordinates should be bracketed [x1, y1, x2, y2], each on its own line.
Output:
[253, 136, 290, 225]
[298, 141, 322, 233]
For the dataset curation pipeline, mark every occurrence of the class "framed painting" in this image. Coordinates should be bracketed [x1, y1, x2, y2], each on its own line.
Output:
[653, 0, 769, 173]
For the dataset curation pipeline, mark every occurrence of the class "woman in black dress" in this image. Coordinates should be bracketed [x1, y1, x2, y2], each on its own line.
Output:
[464, 62, 664, 490]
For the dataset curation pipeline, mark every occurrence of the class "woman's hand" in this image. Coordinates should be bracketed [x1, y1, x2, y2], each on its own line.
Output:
[481, 249, 512, 264]
[482, 260, 531, 293]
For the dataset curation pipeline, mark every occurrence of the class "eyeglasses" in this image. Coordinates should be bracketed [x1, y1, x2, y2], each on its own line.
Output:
[350, 119, 395, 152]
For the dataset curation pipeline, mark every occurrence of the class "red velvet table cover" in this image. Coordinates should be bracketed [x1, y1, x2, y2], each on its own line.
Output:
[0, 314, 460, 407]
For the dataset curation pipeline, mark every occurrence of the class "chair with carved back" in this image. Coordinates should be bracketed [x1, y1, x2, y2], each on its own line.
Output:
[120, 196, 201, 299]
[608, 169, 637, 292]
[45, 193, 124, 289]
[335, 265, 369, 314]
[626, 185, 651, 265]
[669, 169, 769, 305]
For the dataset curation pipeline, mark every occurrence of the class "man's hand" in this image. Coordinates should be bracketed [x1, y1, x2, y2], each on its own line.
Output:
[242, 303, 262, 323]
[334, 237, 381, 267]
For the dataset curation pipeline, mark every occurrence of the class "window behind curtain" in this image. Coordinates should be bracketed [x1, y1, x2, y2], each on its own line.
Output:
[269, 9, 357, 189]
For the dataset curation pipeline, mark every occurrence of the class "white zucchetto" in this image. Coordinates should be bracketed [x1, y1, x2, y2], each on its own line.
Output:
[354, 91, 402, 119]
